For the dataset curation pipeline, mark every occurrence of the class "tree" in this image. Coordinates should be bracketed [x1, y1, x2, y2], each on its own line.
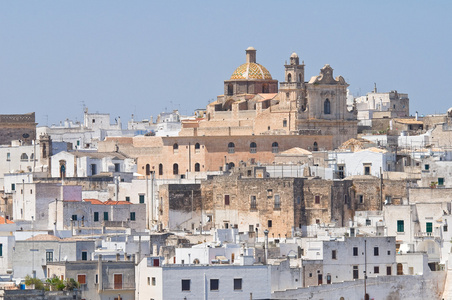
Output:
[24, 275, 45, 290]
[64, 278, 79, 291]
[46, 276, 65, 291]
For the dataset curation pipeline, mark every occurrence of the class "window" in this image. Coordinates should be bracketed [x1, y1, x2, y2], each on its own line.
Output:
[366, 219, 371, 226]
[272, 142, 279, 153]
[424, 164, 429, 170]
[268, 220, 272, 228]
[181, 279, 190, 291]
[444, 224, 448, 232]
[332, 250, 337, 260]
[139, 194, 145, 204]
[104, 212, 109, 221]
[114, 163, 120, 172]
[267, 189, 273, 198]
[426, 222, 433, 233]
[173, 163, 179, 175]
[274, 194, 281, 209]
[20, 153, 28, 161]
[234, 278, 242, 290]
[250, 195, 257, 210]
[152, 277, 156, 286]
[224, 195, 230, 206]
[250, 142, 257, 153]
[287, 73, 292, 82]
[71, 215, 77, 221]
[125, 196, 130, 202]
[397, 220, 404, 233]
[386, 266, 392, 275]
[159, 163, 163, 176]
[374, 247, 379, 256]
[81, 251, 87, 261]
[324, 99, 331, 114]
[364, 165, 371, 175]
[338, 165, 344, 179]
[227, 83, 233, 95]
[359, 195, 363, 204]
[195, 143, 200, 153]
[353, 247, 358, 256]
[228, 142, 235, 154]
[297, 196, 301, 205]
[353, 266, 359, 279]
[374, 266, 380, 274]
[315, 195, 320, 204]
[11, 184, 15, 191]
[313, 142, 318, 151]
[114, 274, 122, 289]
[91, 164, 97, 175]
[438, 178, 444, 186]
[210, 279, 219, 291]
[94, 212, 99, 222]
[283, 119, 287, 127]
[6, 153, 10, 161]
[195, 163, 200, 172]
[173, 143, 179, 154]
[46, 251, 53, 262]
[130, 212, 136, 221]
[77, 274, 86, 285]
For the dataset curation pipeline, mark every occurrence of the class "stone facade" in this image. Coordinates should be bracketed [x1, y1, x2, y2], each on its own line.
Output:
[0, 113, 36, 145]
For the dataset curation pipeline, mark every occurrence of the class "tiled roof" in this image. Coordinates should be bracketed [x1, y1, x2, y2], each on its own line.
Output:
[230, 63, 272, 80]
[0, 216, 14, 224]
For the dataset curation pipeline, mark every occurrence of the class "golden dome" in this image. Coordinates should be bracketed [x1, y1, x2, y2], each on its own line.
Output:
[230, 63, 273, 80]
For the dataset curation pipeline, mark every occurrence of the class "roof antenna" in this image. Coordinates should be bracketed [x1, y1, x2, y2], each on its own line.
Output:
[374, 83, 377, 93]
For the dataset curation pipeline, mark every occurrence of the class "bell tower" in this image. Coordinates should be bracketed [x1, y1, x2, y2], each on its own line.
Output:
[279, 52, 306, 108]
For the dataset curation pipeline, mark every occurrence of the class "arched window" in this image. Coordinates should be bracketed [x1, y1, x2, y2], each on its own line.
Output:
[194, 163, 200, 172]
[195, 143, 200, 153]
[30, 153, 34, 161]
[173, 143, 178, 154]
[159, 163, 163, 176]
[20, 153, 28, 161]
[173, 163, 179, 175]
[227, 83, 233, 95]
[324, 99, 331, 114]
[250, 142, 257, 153]
[287, 73, 292, 82]
[228, 162, 235, 169]
[146, 164, 151, 176]
[397, 263, 403, 275]
[313, 142, 318, 151]
[298, 74, 302, 83]
[228, 142, 235, 154]
[272, 142, 279, 153]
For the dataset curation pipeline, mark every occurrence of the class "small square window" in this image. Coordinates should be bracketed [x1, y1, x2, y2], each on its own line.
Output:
[234, 278, 242, 290]
[425, 164, 430, 170]
[181, 279, 190, 291]
[125, 196, 130, 202]
[210, 279, 219, 291]
[71, 215, 77, 221]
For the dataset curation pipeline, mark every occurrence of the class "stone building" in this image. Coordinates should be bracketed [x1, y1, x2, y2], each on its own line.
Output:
[101, 47, 358, 179]
[0, 113, 36, 146]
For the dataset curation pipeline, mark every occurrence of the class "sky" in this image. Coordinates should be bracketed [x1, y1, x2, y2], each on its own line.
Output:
[1, 1, 451, 127]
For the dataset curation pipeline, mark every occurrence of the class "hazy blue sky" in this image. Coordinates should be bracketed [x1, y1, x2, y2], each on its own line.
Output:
[1, 1, 451, 126]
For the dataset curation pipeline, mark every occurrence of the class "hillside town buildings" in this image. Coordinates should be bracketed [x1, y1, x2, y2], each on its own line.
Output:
[1, 47, 452, 299]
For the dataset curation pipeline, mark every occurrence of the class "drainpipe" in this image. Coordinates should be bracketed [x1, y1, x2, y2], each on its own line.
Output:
[97, 254, 102, 292]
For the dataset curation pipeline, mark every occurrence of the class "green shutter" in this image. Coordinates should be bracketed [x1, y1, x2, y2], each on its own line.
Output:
[139, 195, 145, 204]
[397, 220, 404, 232]
[104, 212, 109, 221]
[426, 222, 433, 233]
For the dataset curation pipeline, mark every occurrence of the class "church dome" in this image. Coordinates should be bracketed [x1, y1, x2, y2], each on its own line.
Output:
[230, 63, 273, 80]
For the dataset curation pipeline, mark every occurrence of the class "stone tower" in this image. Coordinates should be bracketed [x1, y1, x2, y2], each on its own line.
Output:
[279, 52, 306, 109]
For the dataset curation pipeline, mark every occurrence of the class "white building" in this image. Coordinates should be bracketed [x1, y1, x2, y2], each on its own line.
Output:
[136, 256, 271, 300]
[50, 151, 136, 178]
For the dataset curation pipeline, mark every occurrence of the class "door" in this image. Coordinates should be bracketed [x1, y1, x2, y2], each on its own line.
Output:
[114, 274, 122, 289]
[317, 274, 322, 285]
